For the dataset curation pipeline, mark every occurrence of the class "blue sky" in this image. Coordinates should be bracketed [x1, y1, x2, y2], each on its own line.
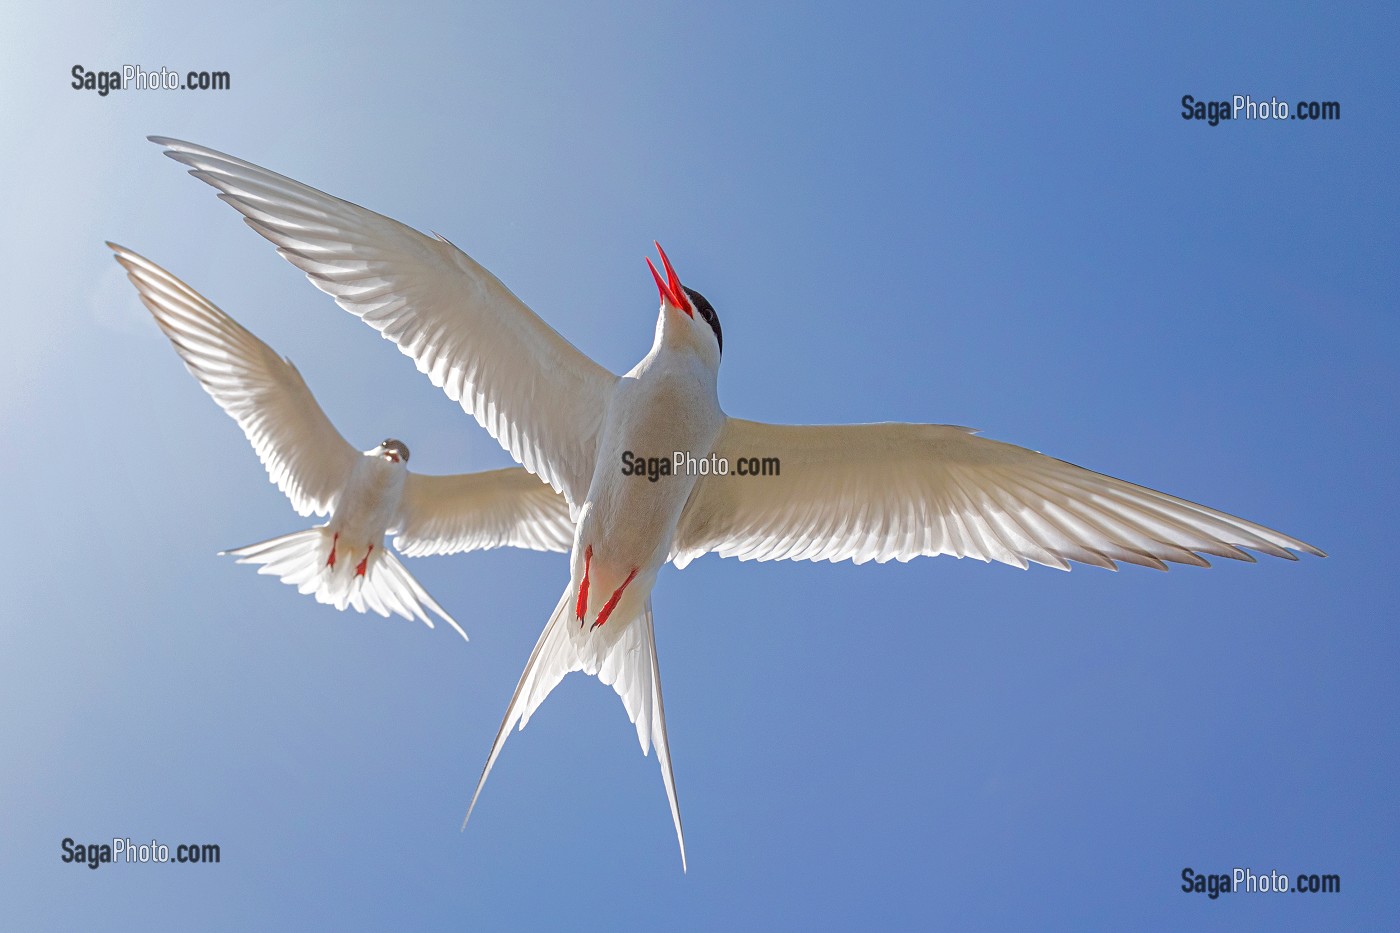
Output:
[3, 1, 1395, 928]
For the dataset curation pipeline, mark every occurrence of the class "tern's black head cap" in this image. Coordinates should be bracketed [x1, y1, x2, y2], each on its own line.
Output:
[683, 286, 721, 355]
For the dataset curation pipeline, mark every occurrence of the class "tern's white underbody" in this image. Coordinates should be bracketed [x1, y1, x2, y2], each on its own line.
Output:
[332, 453, 407, 561]
[574, 320, 727, 624]
[221, 444, 466, 636]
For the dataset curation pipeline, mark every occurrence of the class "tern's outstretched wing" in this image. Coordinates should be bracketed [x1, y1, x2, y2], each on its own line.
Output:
[395, 468, 575, 557]
[151, 137, 617, 509]
[672, 419, 1324, 570]
[110, 243, 359, 518]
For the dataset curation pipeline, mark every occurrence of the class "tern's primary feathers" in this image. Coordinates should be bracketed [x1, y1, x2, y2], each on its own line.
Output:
[152, 137, 1323, 869]
[110, 243, 574, 641]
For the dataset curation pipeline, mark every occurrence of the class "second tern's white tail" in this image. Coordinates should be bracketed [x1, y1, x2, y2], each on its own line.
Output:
[223, 527, 467, 641]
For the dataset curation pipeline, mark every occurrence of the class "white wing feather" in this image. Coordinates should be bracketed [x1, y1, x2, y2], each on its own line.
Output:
[110, 242, 359, 517]
[673, 419, 1324, 570]
[149, 137, 616, 507]
[395, 468, 575, 557]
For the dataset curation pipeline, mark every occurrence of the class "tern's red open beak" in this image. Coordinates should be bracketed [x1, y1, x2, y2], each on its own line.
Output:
[646, 242, 693, 317]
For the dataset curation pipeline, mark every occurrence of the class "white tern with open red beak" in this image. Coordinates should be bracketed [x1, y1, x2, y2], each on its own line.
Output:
[151, 138, 1324, 870]
[110, 243, 573, 642]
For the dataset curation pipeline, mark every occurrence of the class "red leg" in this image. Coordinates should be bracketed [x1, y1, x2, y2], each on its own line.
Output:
[592, 567, 639, 630]
[575, 545, 592, 625]
[326, 532, 339, 568]
[355, 544, 374, 577]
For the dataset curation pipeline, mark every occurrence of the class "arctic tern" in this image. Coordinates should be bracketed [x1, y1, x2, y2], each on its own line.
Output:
[110, 243, 573, 642]
[150, 138, 1323, 869]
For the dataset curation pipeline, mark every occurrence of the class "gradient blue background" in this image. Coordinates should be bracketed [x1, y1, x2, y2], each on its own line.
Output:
[3, 1, 1394, 929]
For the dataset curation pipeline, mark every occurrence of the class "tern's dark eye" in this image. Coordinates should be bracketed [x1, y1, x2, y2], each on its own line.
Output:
[379, 438, 410, 462]
[681, 285, 722, 355]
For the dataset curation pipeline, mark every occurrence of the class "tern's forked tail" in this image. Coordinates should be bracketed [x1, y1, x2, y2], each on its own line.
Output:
[463, 588, 686, 870]
[220, 526, 466, 641]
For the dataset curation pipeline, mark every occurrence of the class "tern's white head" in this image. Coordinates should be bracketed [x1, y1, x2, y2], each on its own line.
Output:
[647, 242, 722, 368]
[370, 438, 410, 464]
